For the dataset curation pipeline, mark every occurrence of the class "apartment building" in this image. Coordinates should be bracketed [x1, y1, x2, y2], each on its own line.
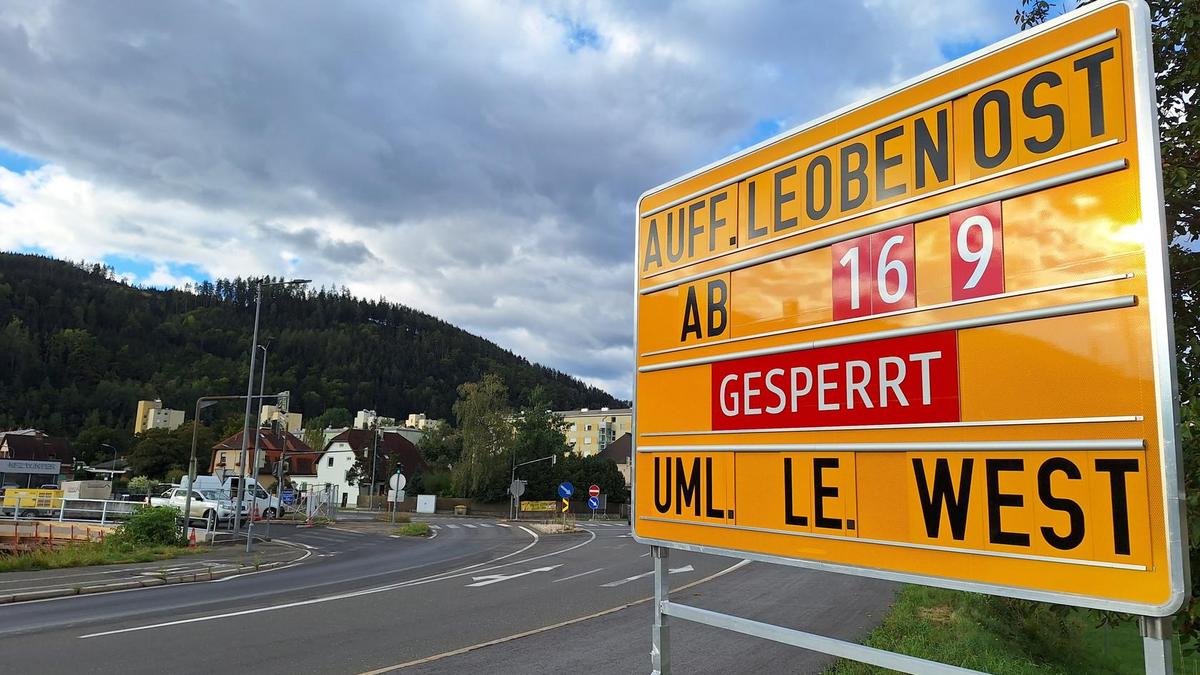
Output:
[555, 407, 632, 456]
[134, 400, 185, 433]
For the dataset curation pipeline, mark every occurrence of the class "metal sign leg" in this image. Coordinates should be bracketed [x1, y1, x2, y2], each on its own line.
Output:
[1140, 616, 1174, 675]
[651, 545, 671, 675]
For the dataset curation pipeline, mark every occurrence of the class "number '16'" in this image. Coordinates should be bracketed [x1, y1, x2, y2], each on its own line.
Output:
[832, 224, 916, 320]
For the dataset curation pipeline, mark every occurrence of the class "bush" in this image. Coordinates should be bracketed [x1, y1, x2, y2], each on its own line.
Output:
[109, 506, 185, 548]
[396, 522, 431, 537]
[422, 471, 453, 497]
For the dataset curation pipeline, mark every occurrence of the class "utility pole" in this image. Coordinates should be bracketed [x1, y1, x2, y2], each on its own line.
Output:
[233, 277, 308, 536]
[246, 343, 268, 553]
[369, 421, 380, 510]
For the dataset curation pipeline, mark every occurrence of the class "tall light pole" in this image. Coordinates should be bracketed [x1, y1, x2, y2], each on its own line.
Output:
[233, 277, 308, 536]
[99, 443, 116, 485]
[245, 341, 269, 553]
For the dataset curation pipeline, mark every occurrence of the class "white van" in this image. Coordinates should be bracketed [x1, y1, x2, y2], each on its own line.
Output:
[181, 475, 283, 518]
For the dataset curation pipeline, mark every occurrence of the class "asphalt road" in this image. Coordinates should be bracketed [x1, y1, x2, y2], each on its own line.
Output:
[0, 517, 896, 674]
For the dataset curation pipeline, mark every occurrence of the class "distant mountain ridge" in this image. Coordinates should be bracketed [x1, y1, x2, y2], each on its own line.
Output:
[0, 252, 625, 438]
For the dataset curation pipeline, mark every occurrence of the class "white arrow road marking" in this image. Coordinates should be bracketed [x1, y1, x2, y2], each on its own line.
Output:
[600, 565, 694, 588]
[466, 564, 563, 588]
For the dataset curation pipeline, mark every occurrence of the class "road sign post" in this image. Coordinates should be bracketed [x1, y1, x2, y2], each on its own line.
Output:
[558, 482, 573, 528]
[632, 2, 1183, 672]
[588, 495, 600, 519]
[389, 471, 406, 526]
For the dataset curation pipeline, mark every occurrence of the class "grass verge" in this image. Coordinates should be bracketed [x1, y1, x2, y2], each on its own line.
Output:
[0, 542, 197, 573]
[394, 522, 431, 537]
[829, 586, 1198, 674]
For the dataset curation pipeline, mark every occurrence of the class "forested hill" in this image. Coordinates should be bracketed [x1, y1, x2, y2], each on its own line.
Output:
[0, 252, 625, 442]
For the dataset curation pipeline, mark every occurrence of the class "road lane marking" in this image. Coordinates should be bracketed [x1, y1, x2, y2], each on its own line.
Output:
[477, 524, 493, 528]
[326, 526, 365, 535]
[600, 565, 694, 588]
[462, 524, 477, 529]
[446, 524, 460, 529]
[551, 568, 604, 584]
[640, 552, 651, 557]
[466, 565, 562, 587]
[496, 523, 510, 527]
[77, 526, 592, 638]
[357, 559, 751, 674]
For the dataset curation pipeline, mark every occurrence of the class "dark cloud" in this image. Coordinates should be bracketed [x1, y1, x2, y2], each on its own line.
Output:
[0, 0, 1014, 397]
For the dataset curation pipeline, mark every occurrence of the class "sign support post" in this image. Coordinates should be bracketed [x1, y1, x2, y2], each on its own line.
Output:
[1140, 616, 1173, 675]
[651, 545, 670, 675]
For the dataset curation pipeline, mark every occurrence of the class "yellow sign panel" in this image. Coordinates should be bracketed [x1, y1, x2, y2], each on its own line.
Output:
[632, 0, 1184, 615]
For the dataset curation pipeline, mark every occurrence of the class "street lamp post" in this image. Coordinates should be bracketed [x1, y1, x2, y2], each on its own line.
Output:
[233, 278, 308, 536]
[245, 342, 269, 553]
[99, 443, 116, 485]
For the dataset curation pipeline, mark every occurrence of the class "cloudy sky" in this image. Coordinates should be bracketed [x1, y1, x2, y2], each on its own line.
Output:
[0, 0, 1020, 399]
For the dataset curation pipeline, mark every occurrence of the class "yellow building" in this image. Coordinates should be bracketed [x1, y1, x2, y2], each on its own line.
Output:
[555, 407, 632, 456]
[259, 405, 304, 433]
[134, 400, 185, 434]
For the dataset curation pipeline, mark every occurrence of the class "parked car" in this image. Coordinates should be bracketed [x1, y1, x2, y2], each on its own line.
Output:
[184, 475, 283, 518]
[148, 488, 236, 524]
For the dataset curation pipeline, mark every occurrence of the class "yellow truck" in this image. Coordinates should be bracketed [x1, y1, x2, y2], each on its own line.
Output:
[1, 488, 64, 518]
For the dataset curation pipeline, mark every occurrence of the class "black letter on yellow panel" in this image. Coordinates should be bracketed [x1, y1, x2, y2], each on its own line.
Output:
[874, 125, 906, 200]
[706, 279, 727, 337]
[986, 458, 1030, 546]
[676, 456, 701, 516]
[1022, 71, 1065, 154]
[806, 155, 833, 221]
[666, 208, 685, 263]
[813, 457, 842, 530]
[774, 166, 798, 232]
[1095, 458, 1138, 556]
[1074, 48, 1114, 137]
[680, 286, 702, 342]
[783, 457, 808, 526]
[912, 457, 973, 540]
[654, 456, 672, 514]
[642, 219, 663, 272]
[973, 90, 1013, 170]
[1037, 457, 1085, 550]
[708, 192, 728, 251]
[839, 143, 869, 212]
[704, 457, 725, 519]
[915, 108, 949, 189]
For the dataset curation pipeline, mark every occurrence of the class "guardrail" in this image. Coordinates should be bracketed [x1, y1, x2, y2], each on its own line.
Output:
[0, 520, 111, 551]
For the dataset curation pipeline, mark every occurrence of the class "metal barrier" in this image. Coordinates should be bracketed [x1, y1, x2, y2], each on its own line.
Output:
[56, 499, 143, 525]
[0, 519, 112, 551]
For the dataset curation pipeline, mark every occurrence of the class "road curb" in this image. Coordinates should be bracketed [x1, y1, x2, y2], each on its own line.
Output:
[0, 552, 305, 604]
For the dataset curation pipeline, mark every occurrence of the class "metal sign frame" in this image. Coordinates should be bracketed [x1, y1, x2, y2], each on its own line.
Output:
[631, 0, 1183, 672]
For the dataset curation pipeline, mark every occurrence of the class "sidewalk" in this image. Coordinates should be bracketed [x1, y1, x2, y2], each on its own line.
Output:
[0, 539, 308, 604]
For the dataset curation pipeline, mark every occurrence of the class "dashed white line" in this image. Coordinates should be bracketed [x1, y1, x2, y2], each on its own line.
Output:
[551, 567, 605, 584]
[462, 524, 477, 529]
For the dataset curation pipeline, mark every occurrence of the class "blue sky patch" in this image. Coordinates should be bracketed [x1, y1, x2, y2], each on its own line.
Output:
[557, 16, 603, 53]
[0, 147, 45, 174]
[939, 38, 989, 62]
[102, 253, 210, 287]
[730, 117, 788, 155]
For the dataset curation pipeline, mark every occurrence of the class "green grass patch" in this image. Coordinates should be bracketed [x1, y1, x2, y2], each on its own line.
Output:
[829, 586, 1199, 674]
[0, 541, 196, 573]
[394, 522, 431, 537]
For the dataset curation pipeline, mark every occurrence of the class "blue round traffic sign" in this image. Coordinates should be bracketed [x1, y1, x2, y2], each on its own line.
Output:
[587, 496, 599, 510]
[558, 481, 574, 499]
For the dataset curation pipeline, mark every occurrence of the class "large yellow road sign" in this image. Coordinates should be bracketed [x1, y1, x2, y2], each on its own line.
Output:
[632, 0, 1185, 615]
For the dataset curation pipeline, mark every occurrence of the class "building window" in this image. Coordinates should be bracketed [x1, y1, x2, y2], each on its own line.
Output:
[586, 424, 592, 431]
[585, 438, 592, 444]
[327, 457, 334, 467]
